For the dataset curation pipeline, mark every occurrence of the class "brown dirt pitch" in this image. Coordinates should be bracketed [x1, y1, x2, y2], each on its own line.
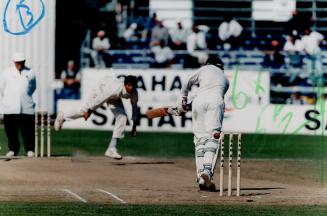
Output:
[0, 156, 326, 205]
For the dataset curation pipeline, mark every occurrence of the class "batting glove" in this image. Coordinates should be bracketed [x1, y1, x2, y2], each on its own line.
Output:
[177, 96, 188, 112]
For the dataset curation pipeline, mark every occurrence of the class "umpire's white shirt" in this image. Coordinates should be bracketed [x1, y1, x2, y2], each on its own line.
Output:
[0, 66, 36, 114]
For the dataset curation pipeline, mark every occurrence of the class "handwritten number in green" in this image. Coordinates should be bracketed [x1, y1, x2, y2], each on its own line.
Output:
[255, 68, 265, 95]
[231, 66, 249, 110]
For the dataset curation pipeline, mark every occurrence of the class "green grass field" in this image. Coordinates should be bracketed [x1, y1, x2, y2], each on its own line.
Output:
[0, 128, 326, 159]
[0, 203, 326, 216]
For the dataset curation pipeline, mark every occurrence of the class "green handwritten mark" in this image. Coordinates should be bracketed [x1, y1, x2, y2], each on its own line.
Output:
[316, 83, 325, 184]
[231, 65, 249, 110]
[254, 68, 265, 95]
[255, 104, 268, 134]
[277, 112, 293, 134]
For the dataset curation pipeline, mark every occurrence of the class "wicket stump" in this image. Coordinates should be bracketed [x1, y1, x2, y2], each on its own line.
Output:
[35, 111, 51, 158]
[219, 132, 242, 197]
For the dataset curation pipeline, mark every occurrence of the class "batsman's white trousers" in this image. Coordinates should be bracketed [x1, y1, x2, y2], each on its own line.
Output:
[192, 95, 225, 140]
[192, 95, 225, 178]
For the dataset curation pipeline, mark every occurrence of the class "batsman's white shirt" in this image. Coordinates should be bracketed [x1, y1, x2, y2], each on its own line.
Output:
[0, 66, 36, 114]
[181, 65, 229, 139]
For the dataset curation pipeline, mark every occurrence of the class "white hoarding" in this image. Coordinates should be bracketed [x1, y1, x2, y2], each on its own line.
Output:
[58, 69, 327, 135]
[80, 69, 269, 107]
[58, 68, 266, 132]
[58, 100, 327, 135]
[58, 101, 326, 136]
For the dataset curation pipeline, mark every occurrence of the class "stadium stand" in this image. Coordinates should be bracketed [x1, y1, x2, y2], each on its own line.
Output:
[77, 0, 327, 105]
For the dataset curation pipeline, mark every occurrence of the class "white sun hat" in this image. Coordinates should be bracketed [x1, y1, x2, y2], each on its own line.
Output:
[12, 52, 26, 62]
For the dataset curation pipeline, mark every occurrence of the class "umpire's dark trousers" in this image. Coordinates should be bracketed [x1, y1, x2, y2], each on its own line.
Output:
[3, 114, 35, 155]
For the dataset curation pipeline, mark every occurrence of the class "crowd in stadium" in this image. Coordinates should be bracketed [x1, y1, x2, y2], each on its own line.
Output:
[82, 9, 324, 72]
[57, 0, 326, 106]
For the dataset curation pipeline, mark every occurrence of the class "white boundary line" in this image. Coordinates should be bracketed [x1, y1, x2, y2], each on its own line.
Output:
[63, 189, 87, 203]
[96, 189, 127, 204]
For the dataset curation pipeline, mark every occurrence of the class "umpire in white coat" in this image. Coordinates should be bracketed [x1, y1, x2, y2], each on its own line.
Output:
[0, 53, 37, 157]
[180, 55, 229, 191]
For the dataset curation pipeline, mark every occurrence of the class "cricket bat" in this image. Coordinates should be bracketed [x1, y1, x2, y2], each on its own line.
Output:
[146, 104, 191, 119]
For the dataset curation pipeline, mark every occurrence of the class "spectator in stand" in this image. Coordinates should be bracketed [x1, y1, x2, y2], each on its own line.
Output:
[91, 30, 111, 68]
[218, 16, 243, 50]
[123, 23, 138, 42]
[185, 25, 208, 68]
[286, 92, 306, 105]
[146, 13, 158, 39]
[60, 60, 81, 99]
[283, 34, 304, 68]
[150, 20, 169, 47]
[118, 22, 138, 49]
[151, 40, 174, 68]
[285, 10, 312, 37]
[126, 8, 148, 41]
[169, 21, 189, 50]
[134, 16, 149, 41]
[197, 25, 210, 38]
[301, 28, 324, 75]
[262, 40, 285, 69]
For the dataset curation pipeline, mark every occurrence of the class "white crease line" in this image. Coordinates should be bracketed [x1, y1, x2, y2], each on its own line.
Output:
[63, 189, 87, 203]
[96, 189, 127, 204]
[255, 195, 327, 199]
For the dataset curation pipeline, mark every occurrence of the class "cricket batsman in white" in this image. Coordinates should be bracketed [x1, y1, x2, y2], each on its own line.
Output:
[179, 55, 229, 191]
[54, 75, 138, 160]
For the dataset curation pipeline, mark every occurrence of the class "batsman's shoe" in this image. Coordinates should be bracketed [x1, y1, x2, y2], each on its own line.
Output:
[27, 151, 34, 158]
[207, 180, 216, 192]
[200, 172, 216, 192]
[54, 112, 65, 131]
[105, 148, 122, 160]
[6, 151, 15, 157]
[198, 176, 207, 191]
